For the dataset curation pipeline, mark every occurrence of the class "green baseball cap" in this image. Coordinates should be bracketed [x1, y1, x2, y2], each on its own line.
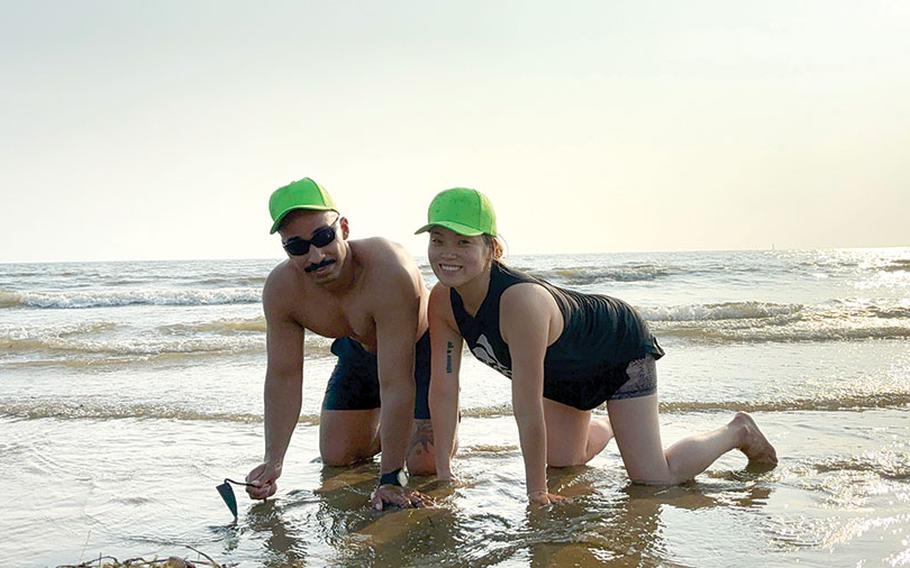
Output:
[268, 177, 337, 234]
[415, 187, 497, 237]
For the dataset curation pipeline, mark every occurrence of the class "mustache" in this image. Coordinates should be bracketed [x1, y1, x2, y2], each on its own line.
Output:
[304, 258, 336, 273]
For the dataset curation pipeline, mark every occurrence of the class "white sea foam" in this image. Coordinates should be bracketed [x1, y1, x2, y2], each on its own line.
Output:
[537, 265, 677, 284]
[640, 301, 805, 322]
[0, 333, 264, 356]
[458, 390, 910, 418]
[0, 401, 321, 424]
[0, 287, 261, 309]
[158, 317, 268, 335]
[0, 321, 333, 363]
[644, 299, 910, 343]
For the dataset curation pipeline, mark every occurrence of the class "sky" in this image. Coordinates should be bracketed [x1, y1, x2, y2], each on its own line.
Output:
[1, 0, 908, 263]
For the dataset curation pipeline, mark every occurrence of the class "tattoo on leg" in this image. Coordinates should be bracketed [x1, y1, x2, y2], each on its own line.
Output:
[446, 341, 454, 374]
[409, 419, 435, 456]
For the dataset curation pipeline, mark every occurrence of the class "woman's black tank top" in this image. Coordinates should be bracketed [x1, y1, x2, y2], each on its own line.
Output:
[450, 261, 664, 409]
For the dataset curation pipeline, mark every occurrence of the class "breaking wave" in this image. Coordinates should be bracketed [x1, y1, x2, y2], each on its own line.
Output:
[0, 401, 320, 425]
[459, 391, 910, 419]
[2, 393, 907, 424]
[0, 326, 332, 362]
[536, 265, 676, 285]
[658, 392, 910, 413]
[645, 300, 910, 343]
[655, 324, 910, 343]
[0, 335, 263, 361]
[0, 288, 261, 309]
[159, 317, 268, 335]
[882, 258, 910, 273]
[641, 302, 805, 322]
[0, 290, 22, 308]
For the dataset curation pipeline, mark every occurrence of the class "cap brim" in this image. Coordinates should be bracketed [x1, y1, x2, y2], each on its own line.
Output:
[414, 221, 485, 237]
[269, 206, 337, 234]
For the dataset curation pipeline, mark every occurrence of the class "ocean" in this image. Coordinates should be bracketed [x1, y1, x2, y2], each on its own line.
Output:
[1, 248, 908, 567]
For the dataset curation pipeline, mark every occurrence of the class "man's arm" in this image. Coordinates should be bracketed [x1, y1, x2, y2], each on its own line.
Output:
[428, 282, 463, 480]
[372, 265, 420, 482]
[246, 274, 305, 500]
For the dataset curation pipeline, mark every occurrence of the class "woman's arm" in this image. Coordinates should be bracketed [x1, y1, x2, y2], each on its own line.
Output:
[428, 283, 464, 480]
[501, 283, 563, 505]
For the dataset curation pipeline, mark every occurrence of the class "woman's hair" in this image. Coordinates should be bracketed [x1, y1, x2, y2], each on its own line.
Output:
[483, 234, 505, 261]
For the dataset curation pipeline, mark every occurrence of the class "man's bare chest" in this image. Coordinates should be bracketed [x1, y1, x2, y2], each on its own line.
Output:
[296, 295, 377, 351]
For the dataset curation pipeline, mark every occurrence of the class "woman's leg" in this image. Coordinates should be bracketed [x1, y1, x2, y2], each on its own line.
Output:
[406, 419, 437, 475]
[542, 398, 614, 467]
[607, 395, 777, 485]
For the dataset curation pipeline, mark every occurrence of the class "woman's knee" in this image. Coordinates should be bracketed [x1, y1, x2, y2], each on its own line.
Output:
[627, 468, 684, 486]
[406, 418, 437, 475]
[546, 448, 586, 468]
[406, 452, 437, 476]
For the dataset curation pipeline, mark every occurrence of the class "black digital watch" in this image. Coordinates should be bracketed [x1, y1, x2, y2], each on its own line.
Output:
[378, 467, 408, 487]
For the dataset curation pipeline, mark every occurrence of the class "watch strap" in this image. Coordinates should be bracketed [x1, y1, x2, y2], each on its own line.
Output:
[378, 468, 407, 487]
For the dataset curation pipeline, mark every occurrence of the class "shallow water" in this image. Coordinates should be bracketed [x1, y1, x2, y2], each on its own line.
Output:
[1, 249, 909, 566]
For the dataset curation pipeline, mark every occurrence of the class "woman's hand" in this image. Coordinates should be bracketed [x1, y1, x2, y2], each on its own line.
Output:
[371, 485, 434, 511]
[528, 490, 565, 506]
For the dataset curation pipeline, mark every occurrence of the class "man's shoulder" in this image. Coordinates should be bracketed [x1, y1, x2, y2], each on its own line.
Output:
[351, 237, 417, 273]
[264, 259, 294, 288]
[351, 238, 424, 307]
[352, 236, 406, 255]
[263, 260, 305, 310]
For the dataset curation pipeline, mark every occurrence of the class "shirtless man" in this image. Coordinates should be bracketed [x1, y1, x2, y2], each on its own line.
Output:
[245, 177, 434, 510]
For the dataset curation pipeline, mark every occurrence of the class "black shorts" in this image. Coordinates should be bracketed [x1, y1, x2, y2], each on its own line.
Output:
[322, 331, 431, 419]
[544, 354, 658, 410]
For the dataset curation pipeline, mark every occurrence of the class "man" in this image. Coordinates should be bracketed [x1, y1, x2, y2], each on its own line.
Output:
[245, 177, 435, 510]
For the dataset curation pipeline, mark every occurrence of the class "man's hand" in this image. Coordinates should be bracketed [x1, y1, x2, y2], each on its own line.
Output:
[370, 485, 433, 511]
[245, 462, 281, 500]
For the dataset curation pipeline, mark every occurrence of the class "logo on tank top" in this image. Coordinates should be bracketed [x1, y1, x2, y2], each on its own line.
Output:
[472, 335, 512, 378]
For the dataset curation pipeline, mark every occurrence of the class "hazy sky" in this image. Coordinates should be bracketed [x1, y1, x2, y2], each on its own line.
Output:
[2, 0, 908, 262]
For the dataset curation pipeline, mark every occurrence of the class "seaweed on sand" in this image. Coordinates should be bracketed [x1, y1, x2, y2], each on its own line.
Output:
[57, 545, 226, 568]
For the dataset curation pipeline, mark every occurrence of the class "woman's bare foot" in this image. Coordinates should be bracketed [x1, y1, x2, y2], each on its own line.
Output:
[733, 412, 778, 465]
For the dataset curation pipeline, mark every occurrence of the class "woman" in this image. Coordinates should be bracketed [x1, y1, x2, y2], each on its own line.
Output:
[417, 188, 777, 506]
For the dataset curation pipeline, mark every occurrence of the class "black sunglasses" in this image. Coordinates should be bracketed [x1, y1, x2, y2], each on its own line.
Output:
[282, 216, 341, 256]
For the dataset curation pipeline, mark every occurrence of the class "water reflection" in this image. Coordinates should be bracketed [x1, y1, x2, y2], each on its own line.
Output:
[522, 466, 774, 567]
[245, 499, 309, 567]
[314, 465, 471, 565]
[234, 462, 773, 567]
